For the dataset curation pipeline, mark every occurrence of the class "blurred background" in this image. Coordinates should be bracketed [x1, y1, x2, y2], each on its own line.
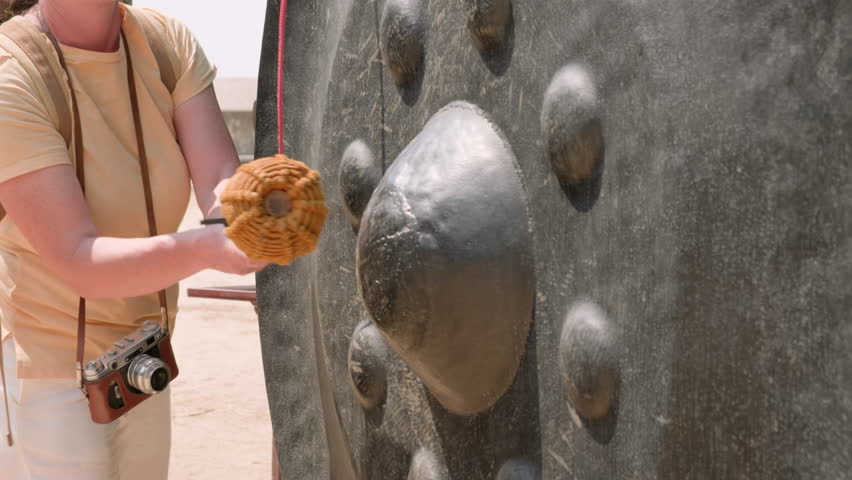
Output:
[133, 1, 272, 478]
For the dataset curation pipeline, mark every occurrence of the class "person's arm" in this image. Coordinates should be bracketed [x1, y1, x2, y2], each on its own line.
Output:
[0, 83, 266, 300]
[174, 84, 238, 220]
[0, 162, 261, 300]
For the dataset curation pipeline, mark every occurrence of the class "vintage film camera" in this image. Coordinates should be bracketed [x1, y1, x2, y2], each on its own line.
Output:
[82, 320, 179, 424]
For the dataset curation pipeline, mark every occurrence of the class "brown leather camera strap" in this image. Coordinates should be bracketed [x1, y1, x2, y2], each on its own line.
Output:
[38, 19, 83, 190]
[37, 11, 170, 391]
[122, 29, 171, 337]
[34, 10, 89, 397]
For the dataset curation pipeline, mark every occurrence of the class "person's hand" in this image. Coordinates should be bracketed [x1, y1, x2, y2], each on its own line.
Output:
[194, 225, 269, 275]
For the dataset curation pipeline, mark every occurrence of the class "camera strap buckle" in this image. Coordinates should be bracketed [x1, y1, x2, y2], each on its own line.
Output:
[159, 299, 170, 336]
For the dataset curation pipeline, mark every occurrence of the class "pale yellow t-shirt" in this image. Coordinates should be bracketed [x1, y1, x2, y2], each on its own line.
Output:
[0, 6, 216, 378]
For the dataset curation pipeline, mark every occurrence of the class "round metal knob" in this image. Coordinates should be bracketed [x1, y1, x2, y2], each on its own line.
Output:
[84, 360, 105, 378]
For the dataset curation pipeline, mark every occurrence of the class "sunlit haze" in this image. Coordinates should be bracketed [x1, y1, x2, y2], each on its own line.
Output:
[135, 0, 267, 79]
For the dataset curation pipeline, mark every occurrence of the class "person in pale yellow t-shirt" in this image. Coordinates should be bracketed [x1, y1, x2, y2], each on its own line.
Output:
[0, 1, 267, 478]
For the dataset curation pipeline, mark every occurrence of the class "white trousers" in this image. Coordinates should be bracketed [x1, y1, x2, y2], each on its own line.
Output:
[0, 338, 171, 480]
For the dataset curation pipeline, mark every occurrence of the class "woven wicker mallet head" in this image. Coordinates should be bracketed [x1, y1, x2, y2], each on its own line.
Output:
[220, 155, 329, 265]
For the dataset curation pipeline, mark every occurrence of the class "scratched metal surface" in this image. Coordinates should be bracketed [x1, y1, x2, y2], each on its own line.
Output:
[255, 1, 852, 478]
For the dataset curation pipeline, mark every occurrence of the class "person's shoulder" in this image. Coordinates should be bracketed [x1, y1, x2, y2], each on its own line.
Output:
[0, 18, 37, 70]
[0, 23, 42, 98]
[125, 5, 192, 41]
[0, 52, 51, 122]
[0, 41, 27, 79]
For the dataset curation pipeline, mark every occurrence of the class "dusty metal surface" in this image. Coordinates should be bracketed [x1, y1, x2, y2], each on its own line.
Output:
[254, 1, 852, 478]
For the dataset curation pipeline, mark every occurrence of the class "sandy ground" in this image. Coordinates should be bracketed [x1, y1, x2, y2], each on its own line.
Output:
[169, 197, 273, 479]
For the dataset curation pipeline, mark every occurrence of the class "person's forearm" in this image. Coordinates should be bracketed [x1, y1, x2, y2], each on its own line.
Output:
[201, 177, 230, 219]
[67, 228, 209, 299]
[175, 86, 241, 220]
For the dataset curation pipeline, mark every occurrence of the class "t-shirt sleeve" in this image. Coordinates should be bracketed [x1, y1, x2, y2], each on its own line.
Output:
[162, 15, 217, 107]
[0, 52, 71, 184]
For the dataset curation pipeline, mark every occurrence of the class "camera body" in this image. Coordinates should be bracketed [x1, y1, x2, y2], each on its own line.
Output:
[82, 320, 179, 424]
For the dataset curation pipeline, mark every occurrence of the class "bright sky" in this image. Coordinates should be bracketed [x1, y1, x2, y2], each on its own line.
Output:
[134, 0, 267, 79]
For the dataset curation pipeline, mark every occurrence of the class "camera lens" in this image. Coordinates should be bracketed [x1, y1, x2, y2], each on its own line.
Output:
[127, 354, 171, 394]
[150, 368, 169, 392]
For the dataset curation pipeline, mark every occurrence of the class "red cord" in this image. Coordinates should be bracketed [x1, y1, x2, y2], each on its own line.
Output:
[276, 0, 288, 155]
